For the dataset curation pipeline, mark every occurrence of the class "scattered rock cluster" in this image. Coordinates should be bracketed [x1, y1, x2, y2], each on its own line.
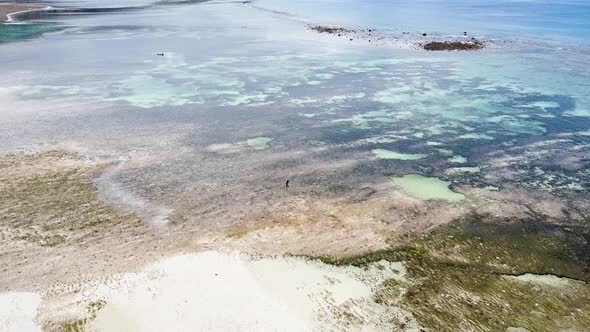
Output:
[308, 25, 487, 51]
[309, 25, 353, 35]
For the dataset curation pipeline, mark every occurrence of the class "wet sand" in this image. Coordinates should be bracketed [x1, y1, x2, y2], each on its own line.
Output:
[0, 4, 44, 22]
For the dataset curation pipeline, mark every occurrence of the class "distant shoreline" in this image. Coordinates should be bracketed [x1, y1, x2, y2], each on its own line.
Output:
[0, 4, 46, 23]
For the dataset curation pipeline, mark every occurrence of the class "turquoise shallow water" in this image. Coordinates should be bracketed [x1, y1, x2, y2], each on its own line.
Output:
[0, 0, 588, 213]
[0, 23, 62, 43]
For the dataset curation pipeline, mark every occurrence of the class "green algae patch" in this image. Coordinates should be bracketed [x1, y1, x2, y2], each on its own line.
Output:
[398, 218, 590, 331]
[447, 155, 467, 164]
[458, 133, 494, 140]
[0, 152, 141, 246]
[62, 300, 106, 332]
[315, 215, 590, 331]
[437, 149, 454, 156]
[372, 149, 426, 160]
[401, 260, 590, 332]
[247, 137, 273, 150]
[446, 167, 480, 175]
[391, 174, 465, 202]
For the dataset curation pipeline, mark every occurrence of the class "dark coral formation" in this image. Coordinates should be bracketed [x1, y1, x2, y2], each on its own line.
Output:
[317, 213, 590, 331]
[309, 25, 352, 34]
[423, 40, 484, 51]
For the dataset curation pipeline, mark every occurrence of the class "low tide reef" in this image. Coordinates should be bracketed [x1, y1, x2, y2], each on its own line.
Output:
[317, 212, 590, 331]
[422, 40, 484, 51]
[308, 24, 488, 51]
[0, 151, 141, 247]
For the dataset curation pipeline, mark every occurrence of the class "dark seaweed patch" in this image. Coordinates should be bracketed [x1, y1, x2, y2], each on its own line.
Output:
[539, 114, 590, 134]
[317, 126, 373, 144]
[423, 41, 484, 51]
[316, 213, 590, 331]
[510, 93, 575, 116]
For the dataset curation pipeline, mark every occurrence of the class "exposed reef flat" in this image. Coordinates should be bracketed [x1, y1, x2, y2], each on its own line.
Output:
[0, 151, 165, 292]
[2, 148, 589, 331]
[308, 25, 489, 50]
[309, 25, 353, 35]
[0, 151, 140, 247]
[0, 0, 589, 329]
[317, 214, 590, 331]
[422, 40, 484, 51]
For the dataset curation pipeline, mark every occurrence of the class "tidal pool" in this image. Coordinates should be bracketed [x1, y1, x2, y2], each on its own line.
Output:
[446, 167, 481, 175]
[391, 174, 465, 202]
[448, 156, 467, 164]
[372, 149, 426, 161]
[247, 137, 273, 150]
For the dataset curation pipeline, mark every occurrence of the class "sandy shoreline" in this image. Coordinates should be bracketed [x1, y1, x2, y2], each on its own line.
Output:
[33, 251, 414, 331]
[0, 4, 45, 23]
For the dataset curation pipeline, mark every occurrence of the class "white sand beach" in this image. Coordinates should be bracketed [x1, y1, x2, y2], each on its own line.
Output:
[9, 251, 417, 331]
